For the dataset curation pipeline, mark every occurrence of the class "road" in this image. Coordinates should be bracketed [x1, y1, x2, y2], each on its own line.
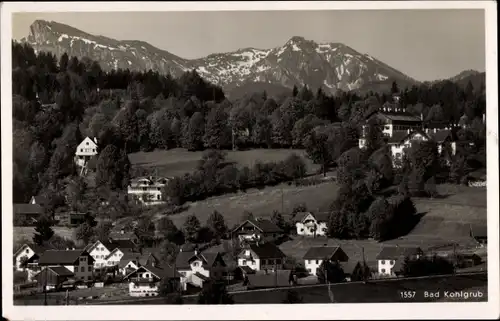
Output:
[84, 271, 487, 305]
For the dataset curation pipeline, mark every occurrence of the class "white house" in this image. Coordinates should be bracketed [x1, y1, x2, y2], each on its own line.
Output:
[237, 242, 286, 272]
[295, 212, 329, 237]
[13, 244, 55, 279]
[376, 246, 423, 276]
[37, 250, 95, 283]
[175, 250, 227, 289]
[303, 246, 349, 276]
[123, 264, 181, 297]
[232, 218, 283, 244]
[85, 239, 136, 269]
[75, 136, 98, 168]
[118, 252, 161, 276]
[127, 176, 170, 205]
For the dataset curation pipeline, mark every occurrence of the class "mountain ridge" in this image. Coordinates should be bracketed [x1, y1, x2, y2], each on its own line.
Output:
[22, 19, 427, 95]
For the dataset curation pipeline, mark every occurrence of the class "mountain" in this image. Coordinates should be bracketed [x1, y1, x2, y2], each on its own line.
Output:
[448, 69, 482, 83]
[23, 19, 419, 96]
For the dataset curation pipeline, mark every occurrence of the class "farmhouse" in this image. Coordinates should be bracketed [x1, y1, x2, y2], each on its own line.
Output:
[303, 246, 349, 276]
[34, 266, 77, 291]
[127, 176, 170, 205]
[376, 246, 423, 276]
[123, 264, 181, 297]
[175, 250, 227, 289]
[85, 239, 137, 269]
[232, 218, 283, 243]
[13, 244, 56, 279]
[37, 249, 95, 283]
[75, 136, 98, 170]
[118, 251, 161, 276]
[109, 230, 140, 244]
[13, 203, 44, 226]
[237, 242, 286, 272]
[295, 212, 329, 237]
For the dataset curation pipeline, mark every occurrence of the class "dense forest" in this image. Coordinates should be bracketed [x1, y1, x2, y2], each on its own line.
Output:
[12, 41, 486, 210]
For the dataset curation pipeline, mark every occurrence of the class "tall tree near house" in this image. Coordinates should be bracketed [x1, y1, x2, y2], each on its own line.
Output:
[271, 210, 286, 232]
[157, 216, 184, 245]
[183, 214, 201, 243]
[304, 129, 330, 177]
[184, 112, 205, 151]
[316, 260, 345, 284]
[207, 210, 228, 240]
[75, 213, 98, 245]
[33, 216, 55, 245]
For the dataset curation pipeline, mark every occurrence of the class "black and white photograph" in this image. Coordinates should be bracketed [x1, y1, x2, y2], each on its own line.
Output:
[1, 1, 498, 320]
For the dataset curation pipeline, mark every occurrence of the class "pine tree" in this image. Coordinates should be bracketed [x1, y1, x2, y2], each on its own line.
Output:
[183, 214, 201, 243]
[292, 85, 299, 97]
[33, 216, 55, 245]
[207, 210, 228, 239]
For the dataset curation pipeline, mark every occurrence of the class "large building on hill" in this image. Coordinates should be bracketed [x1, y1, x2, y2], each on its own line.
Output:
[127, 176, 171, 205]
[359, 107, 466, 166]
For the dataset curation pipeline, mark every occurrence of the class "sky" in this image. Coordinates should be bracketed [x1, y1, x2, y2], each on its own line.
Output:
[12, 10, 485, 81]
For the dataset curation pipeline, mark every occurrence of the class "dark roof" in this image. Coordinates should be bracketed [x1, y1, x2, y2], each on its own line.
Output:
[238, 266, 255, 274]
[109, 231, 138, 241]
[233, 218, 283, 234]
[193, 272, 210, 281]
[340, 261, 362, 274]
[13, 204, 43, 215]
[31, 196, 47, 205]
[48, 266, 74, 277]
[14, 243, 56, 257]
[89, 239, 137, 253]
[175, 251, 195, 270]
[38, 250, 89, 265]
[376, 247, 423, 260]
[298, 212, 330, 223]
[124, 264, 180, 280]
[247, 270, 292, 289]
[470, 225, 487, 238]
[303, 246, 349, 261]
[246, 243, 286, 259]
[367, 109, 422, 123]
[429, 129, 454, 143]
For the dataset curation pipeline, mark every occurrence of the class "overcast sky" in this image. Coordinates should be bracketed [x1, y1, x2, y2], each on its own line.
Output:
[12, 10, 485, 81]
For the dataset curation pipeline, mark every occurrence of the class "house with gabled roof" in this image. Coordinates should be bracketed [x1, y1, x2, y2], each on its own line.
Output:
[75, 137, 98, 174]
[33, 266, 76, 291]
[303, 246, 349, 276]
[118, 251, 161, 276]
[13, 243, 56, 279]
[123, 263, 181, 297]
[232, 218, 283, 244]
[38, 249, 95, 283]
[376, 246, 423, 276]
[237, 242, 287, 272]
[175, 249, 227, 289]
[85, 239, 137, 270]
[13, 203, 44, 226]
[127, 176, 170, 206]
[295, 212, 329, 237]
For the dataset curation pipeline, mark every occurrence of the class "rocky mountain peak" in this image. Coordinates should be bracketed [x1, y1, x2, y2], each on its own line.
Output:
[22, 19, 418, 95]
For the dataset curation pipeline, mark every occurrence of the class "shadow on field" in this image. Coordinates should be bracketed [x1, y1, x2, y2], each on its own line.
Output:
[390, 211, 428, 240]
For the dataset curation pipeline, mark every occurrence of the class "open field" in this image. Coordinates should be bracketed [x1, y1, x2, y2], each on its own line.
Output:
[157, 180, 340, 229]
[13, 227, 75, 246]
[128, 148, 320, 177]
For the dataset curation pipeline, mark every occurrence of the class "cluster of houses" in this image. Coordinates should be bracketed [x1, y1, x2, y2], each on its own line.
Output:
[13, 211, 487, 297]
[358, 100, 484, 167]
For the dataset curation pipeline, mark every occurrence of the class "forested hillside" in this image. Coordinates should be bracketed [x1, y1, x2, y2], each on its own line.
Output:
[12, 41, 486, 206]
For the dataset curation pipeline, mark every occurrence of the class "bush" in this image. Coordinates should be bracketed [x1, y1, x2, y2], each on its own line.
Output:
[401, 255, 455, 277]
[14, 270, 29, 284]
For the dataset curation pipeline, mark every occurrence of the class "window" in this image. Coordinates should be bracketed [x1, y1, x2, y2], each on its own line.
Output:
[142, 187, 147, 191]
[80, 149, 83, 152]
[242, 259, 246, 265]
[92, 149, 95, 152]
[276, 259, 281, 265]
[381, 260, 385, 264]
[26, 249, 29, 253]
[261, 259, 267, 265]
[87, 276, 92, 280]
[81, 266, 85, 272]
[88, 266, 92, 272]
[86, 142, 89, 145]
[390, 260, 395, 265]
[157, 195, 161, 200]
[316, 260, 319, 264]
[381, 268, 386, 273]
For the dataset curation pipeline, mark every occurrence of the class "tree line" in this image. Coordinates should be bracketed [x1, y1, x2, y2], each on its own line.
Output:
[12, 41, 486, 206]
